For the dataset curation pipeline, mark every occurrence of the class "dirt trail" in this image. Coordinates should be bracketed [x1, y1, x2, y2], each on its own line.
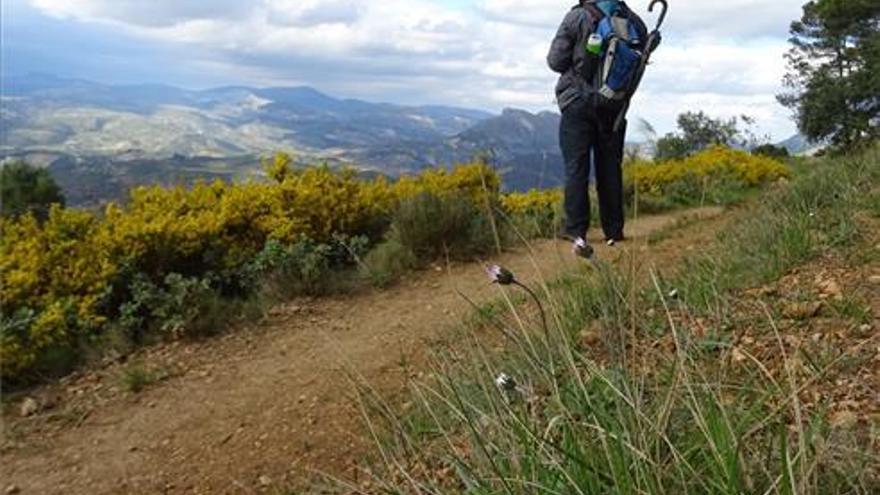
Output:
[1, 207, 725, 494]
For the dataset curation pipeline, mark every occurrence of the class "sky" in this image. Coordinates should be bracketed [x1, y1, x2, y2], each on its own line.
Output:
[1, 0, 807, 140]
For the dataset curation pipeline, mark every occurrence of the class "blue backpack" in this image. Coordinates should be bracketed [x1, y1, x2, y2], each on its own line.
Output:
[595, 12, 645, 102]
[580, 0, 666, 131]
[589, 2, 648, 102]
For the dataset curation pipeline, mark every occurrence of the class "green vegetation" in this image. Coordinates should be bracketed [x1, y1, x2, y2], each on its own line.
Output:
[779, 0, 879, 148]
[828, 296, 872, 324]
[361, 239, 418, 289]
[391, 191, 498, 261]
[653, 112, 764, 161]
[1, 160, 65, 220]
[625, 145, 790, 212]
[120, 362, 168, 394]
[0, 160, 500, 384]
[358, 145, 880, 494]
[0, 147, 790, 386]
[753, 143, 791, 159]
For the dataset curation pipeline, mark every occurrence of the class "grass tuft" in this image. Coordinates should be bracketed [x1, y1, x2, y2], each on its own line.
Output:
[120, 363, 165, 394]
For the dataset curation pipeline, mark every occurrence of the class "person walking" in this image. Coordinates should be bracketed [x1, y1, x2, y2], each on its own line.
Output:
[548, 0, 648, 258]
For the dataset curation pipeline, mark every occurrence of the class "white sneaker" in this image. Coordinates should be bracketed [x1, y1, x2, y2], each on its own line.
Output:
[573, 237, 595, 260]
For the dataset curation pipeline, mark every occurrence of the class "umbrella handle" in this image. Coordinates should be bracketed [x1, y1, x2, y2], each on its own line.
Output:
[649, 0, 668, 31]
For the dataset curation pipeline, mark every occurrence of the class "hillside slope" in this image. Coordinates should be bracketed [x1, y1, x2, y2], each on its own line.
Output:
[1, 208, 724, 494]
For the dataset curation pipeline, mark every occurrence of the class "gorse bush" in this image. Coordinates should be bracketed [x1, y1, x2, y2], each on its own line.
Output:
[0, 158, 499, 381]
[500, 188, 563, 239]
[500, 188, 561, 217]
[498, 147, 790, 228]
[626, 145, 790, 206]
[0, 147, 788, 382]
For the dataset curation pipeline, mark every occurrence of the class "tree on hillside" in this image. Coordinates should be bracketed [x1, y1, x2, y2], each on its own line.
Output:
[779, 0, 879, 148]
[654, 112, 758, 161]
[0, 160, 65, 219]
[752, 143, 791, 159]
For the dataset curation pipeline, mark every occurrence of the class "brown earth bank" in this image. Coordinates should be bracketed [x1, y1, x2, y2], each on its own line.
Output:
[2, 207, 743, 494]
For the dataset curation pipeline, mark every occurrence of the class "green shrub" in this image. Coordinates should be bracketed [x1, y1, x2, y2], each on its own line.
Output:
[120, 362, 166, 394]
[118, 273, 217, 342]
[247, 236, 369, 298]
[362, 239, 418, 288]
[753, 143, 790, 159]
[392, 191, 496, 262]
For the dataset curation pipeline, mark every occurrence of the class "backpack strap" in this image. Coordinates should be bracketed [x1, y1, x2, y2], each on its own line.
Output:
[581, 2, 605, 26]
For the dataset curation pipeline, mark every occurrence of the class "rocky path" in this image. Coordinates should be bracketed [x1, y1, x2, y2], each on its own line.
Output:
[1, 207, 725, 494]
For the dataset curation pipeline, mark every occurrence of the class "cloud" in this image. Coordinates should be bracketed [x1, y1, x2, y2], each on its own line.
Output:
[23, 0, 806, 139]
[265, 0, 365, 27]
[477, 0, 561, 28]
[30, 0, 252, 27]
[479, 0, 800, 38]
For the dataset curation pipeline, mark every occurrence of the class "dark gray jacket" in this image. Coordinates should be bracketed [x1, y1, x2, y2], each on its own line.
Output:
[547, 2, 646, 112]
[547, 5, 599, 112]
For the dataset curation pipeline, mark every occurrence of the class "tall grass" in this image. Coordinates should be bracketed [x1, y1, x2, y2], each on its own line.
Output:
[346, 146, 880, 494]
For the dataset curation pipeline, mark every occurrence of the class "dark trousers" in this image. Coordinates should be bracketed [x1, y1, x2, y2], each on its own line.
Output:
[560, 97, 627, 241]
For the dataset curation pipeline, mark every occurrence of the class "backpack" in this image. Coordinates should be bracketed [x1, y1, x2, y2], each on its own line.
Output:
[581, 2, 647, 105]
[596, 13, 644, 101]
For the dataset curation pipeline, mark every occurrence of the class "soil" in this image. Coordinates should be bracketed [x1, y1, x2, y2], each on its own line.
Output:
[1, 207, 732, 494]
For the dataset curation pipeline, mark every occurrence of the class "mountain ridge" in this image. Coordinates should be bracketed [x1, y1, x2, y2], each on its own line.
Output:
[3, 74, 805, 205]
[1, 74, 566, 204]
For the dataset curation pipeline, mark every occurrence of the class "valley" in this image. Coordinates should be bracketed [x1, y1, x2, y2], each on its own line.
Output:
[1, 75, 567, 205]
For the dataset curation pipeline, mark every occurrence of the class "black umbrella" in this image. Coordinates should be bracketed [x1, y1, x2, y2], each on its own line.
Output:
[613, 0, 669, 132]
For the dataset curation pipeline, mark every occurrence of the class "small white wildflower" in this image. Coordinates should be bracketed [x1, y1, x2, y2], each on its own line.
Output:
[487, 265, 515, 285]
[495, 373, 518, 392]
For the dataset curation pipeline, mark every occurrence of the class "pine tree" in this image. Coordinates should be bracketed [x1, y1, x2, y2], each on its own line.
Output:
[0, 161, 65, 220]
[778, 0, 880, 148]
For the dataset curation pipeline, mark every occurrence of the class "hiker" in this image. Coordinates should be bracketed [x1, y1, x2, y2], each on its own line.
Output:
[548, 0, 650, 258]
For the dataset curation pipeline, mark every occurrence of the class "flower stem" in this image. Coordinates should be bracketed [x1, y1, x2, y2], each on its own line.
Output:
[512, 280, 550, 342]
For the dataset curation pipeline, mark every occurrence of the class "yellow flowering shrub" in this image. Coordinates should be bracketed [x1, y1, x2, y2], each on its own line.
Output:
[1, 207, 115, 376]
[393, 162, 500, 205]
[0, 147, 790, 379]
[625, 145, 790, 195]
[497, 147, 787, 232]
[501, 189, 563, 216]
[1, 207, 114, 320]
[499, 189, 564, 238]
[0, 158, 502, 380]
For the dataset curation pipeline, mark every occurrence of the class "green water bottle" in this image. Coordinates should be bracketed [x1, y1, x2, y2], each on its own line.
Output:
[586, 33, 603, 55]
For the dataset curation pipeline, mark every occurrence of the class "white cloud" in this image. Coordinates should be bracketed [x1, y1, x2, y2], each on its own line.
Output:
[25, 0, 805, 139]
[30, 0, 253, 27]
[477, 0, 561, 28]
[264, 0, 365, 27]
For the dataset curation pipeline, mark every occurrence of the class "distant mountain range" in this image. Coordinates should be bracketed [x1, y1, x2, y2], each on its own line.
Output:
[0, 74, 809, 206]
[1, 74, 565, 205]
[777, 133, 825, 156]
